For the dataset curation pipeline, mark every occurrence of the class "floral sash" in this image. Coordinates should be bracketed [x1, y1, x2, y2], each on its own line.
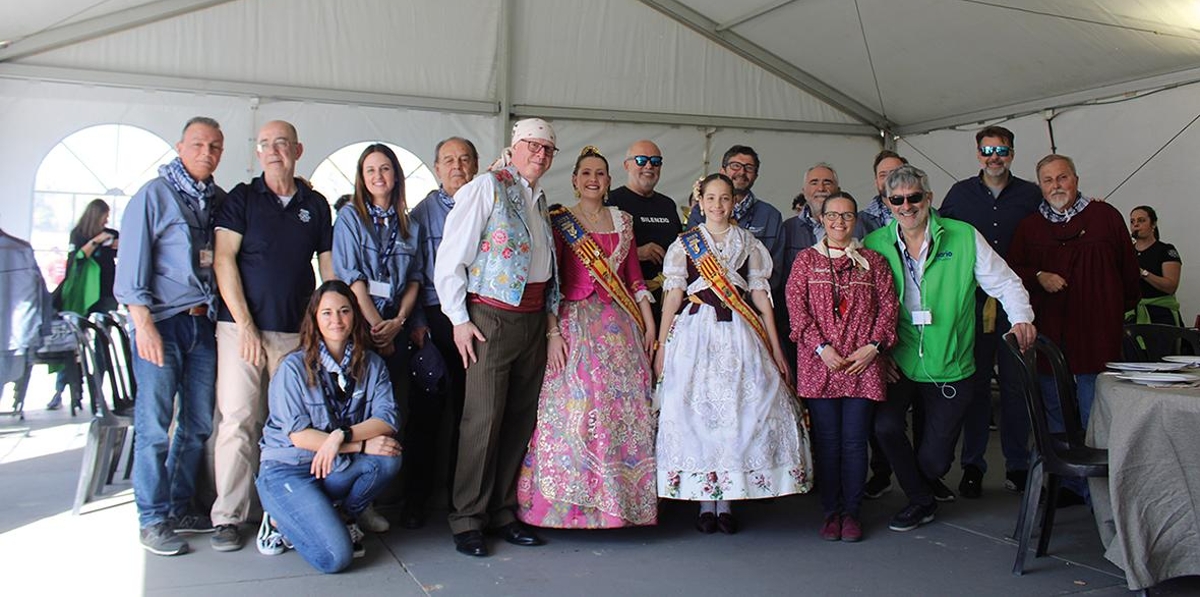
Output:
[550, 206, 646, 335]
[679, 227, 769, 350]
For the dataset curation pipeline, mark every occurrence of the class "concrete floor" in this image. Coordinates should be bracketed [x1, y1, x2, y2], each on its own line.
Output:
[3, 373, 1198, 597]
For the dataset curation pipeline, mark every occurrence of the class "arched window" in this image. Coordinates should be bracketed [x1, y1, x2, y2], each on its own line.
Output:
[310, 142, 438, 213]
[31, 124, 174, 285]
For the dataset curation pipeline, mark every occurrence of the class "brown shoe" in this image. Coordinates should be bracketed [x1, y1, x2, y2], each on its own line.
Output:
[716, 512, 738, 535]
[695, 512, 717, 534]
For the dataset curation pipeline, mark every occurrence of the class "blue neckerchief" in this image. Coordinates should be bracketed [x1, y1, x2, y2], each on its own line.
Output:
[864, 195, 894, 225]
[731, 191, 758, 225]
[318, 340, 355, 428]
[159, 157, 216, 205]
[435, 186, 455, 210]
[1038, 194, 1090, 223]
[366, 203, 399, 283]
[799, 204, 826, 241]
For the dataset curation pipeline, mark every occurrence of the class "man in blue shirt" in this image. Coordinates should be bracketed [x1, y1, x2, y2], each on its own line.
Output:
[209, 120, 334, 551]
[406, 135, 479, 529]
[115, 116, 225, 556]
[938, 125, 1042, 499]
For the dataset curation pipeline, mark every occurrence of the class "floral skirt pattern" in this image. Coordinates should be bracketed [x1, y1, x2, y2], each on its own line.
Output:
[655, 304, 813, 501]
[516, 296, 658, 528]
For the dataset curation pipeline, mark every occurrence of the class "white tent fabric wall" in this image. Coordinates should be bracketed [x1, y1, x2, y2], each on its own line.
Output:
[904, 82, 1200, 324]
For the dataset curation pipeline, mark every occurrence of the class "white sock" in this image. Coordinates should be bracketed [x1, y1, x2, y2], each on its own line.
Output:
[716, 500, 731, 515]
[699, 501, 716, 515]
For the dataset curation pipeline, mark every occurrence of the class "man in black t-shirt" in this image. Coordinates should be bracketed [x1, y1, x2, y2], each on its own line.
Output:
[605, 140, 682, 315]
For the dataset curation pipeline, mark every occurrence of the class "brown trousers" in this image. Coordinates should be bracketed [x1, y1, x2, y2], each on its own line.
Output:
[448, 303, 547, 534]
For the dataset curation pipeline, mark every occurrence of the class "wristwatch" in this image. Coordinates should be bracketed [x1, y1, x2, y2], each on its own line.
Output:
[339, 425, 353, 443]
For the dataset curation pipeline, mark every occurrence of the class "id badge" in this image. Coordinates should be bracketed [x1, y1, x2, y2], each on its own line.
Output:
[198, 249, 214, 268]
[912, 310, 933, 326]
[368, 279, 392, 298]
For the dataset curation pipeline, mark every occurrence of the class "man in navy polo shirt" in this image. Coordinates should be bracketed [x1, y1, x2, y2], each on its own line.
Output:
[939, 125, 1042, 499]
[209, 120, 334, 551]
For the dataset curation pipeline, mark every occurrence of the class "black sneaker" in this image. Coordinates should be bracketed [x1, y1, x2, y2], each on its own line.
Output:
[888, 502, 937, 532]
[864, 474, 893, 500]
[210, 524, 243, 552]
[1004, 469, 1028, 493]
[958, 465, 983, 499]
[171, 513, 215, 534]
[929, 478, 956, 502]
[141, 522, 189, 556]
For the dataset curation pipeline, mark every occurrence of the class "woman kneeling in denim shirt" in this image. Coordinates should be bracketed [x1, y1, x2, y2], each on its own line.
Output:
[255, 280, 402, 573]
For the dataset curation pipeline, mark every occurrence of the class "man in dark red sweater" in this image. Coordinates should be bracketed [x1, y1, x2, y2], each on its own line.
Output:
[1008, 154, 1140, 502]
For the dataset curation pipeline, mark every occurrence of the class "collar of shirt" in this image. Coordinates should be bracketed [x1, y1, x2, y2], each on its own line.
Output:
[799, 203, 826, 240]
[1038, 194, 1090, 223]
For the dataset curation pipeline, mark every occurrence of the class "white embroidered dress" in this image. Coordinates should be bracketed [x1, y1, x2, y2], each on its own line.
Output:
[655, 226, 813, 500]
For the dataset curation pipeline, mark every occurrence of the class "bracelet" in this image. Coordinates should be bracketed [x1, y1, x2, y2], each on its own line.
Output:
[360, 440, 366, 454]
[547, 329, 561, 338]
[652, 340, 661, 351]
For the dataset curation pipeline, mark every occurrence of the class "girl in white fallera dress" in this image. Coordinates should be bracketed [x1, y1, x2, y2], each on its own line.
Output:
[653, 173, 813, 534]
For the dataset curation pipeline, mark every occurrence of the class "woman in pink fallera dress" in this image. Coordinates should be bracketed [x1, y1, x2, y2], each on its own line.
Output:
[516, 146, 658, 528]
[786, 192, 898, 542]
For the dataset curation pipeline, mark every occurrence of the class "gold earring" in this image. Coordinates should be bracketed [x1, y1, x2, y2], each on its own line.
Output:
[574, 188, 581, 198]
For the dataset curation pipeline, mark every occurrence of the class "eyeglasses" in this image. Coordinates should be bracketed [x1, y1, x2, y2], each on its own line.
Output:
[256, 138, 295, 153]
[822, 212, 857, 222]
[521, 139, 559, 156]
[723, 161, 758, 174]
[887, 192, 926, 206]
[979, 145, 1012, 157]
[627, 155, 663, 168]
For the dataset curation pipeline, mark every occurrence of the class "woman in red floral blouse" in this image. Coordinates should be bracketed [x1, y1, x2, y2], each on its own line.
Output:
[785, 192, 898, 542]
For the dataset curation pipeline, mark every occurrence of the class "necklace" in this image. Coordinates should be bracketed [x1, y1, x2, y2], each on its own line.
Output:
[576, 205, 606, 221]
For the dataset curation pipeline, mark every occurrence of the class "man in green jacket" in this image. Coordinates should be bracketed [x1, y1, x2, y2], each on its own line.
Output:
[863, 165, 1036, 533]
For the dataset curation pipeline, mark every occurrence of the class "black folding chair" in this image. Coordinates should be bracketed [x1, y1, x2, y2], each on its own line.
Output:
[1123, 323, 1200, 361]
[65, 314, 134, 514]
[1003, 333, 1108, 576]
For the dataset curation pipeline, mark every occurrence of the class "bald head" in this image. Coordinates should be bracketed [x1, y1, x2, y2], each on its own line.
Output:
[623, 140, 663, 196]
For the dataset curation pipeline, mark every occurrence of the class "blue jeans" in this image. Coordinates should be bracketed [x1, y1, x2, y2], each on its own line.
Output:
[806, 397, 874, 518]
[132, 312, 216, 528]
[1038, 373, 1097, 498]
[256, 454, 402, 574]
[960, 303, 1030, 473]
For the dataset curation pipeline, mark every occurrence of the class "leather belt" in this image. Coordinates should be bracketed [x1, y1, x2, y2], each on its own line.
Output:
[186, 304, 208, 317]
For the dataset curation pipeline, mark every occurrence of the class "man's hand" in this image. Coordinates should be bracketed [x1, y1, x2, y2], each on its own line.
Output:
[135, 320, 165, 367]
[636, 242, 666, 265]
[453, 322, 487, 368]
[1035, 271, 1067, 293]
[547, 335, 567, 373]
[239, 322, 265, 367]
[1011, 322, 1037, 352]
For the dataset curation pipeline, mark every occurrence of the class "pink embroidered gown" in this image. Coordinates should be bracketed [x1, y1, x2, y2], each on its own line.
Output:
[516, 208, 658, 528]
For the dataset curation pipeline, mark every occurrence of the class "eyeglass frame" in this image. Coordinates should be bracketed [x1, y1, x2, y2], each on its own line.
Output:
[520, 139, 559, 156]
[626, 155, 663, 167]
[255, 138, 296, 153]
[887, 192, 927, 206]
[822, 211, 857, 222]
[978, 145, 1012, 157]
[722, 160, 758, 174]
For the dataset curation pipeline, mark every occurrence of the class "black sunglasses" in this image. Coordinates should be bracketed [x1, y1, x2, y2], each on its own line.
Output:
[887, 192, 926, 206]
[628, 155, 663, 167]
[979, 145, 1012, 157]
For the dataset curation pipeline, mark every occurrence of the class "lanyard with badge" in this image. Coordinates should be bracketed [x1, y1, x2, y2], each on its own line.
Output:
[898, 238, 932, 326]
[182, 196, 214, 269]
[369, 215, 399, 301]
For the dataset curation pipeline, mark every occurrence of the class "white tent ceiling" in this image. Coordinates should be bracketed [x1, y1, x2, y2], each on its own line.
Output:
[4, 0, 1200, 136]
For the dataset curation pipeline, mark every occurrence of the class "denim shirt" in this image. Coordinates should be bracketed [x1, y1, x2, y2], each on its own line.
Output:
[114, 177, 219, 321]
[410, 188, 454, 308]
[332, 204, 423, 318]
[259, 350, 397, 472]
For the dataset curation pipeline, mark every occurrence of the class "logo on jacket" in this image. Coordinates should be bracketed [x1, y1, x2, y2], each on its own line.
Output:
[298, 208, 311, 223]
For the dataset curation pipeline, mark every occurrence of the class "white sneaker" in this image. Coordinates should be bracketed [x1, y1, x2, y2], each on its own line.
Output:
[347, 522, 366, 558]
[256, 512, 290, 556]
[358, 504, 390, 533]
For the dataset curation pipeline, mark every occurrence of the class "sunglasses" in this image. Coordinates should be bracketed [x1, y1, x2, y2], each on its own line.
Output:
[979, 145, 1012, 157]
[887, 192, 926, 206]
[627, 155, 663, 167]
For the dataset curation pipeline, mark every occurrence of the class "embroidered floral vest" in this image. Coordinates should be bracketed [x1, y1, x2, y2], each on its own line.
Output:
[464, 168, 559, 313]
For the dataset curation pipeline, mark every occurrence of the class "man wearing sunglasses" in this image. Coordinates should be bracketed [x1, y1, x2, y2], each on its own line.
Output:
[938, 126, 1043, 500]
[864, 165, 1035, 533]
[686, 145, 786, 297]
[606, 140, 682, 316]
